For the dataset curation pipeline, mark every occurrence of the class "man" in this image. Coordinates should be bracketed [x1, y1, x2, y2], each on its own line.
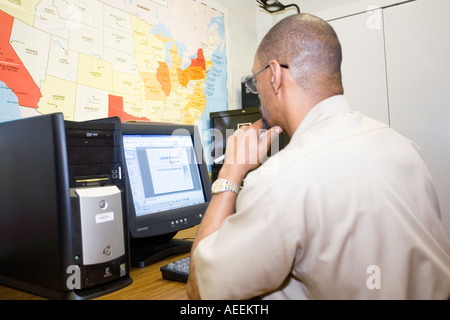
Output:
[187, 13, 450, 299]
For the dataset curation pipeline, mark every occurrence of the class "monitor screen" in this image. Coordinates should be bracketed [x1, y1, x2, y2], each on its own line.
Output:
[123, 134, 206, 216]
[121, 122, 211, 241]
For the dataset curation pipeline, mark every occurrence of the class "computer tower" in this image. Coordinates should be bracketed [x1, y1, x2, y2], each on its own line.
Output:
[0, 113, 132, 300]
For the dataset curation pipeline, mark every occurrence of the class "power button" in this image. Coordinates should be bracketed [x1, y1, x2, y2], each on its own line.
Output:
[99, 200, 108, 209]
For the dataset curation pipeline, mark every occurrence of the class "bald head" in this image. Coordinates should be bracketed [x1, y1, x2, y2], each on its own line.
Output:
[257, 14, 343, 96]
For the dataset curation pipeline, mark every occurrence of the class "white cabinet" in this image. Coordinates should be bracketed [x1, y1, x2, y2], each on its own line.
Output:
[327, 0, 450, 238]
[329, 9, 390, 125]
[383, 0, 450, 238]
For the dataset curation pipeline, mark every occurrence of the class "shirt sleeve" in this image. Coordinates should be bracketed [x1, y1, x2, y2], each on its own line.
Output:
[193, 172, 302, 300]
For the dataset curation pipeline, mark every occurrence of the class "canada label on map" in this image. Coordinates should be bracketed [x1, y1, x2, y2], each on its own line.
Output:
[0, 0, 228, 127]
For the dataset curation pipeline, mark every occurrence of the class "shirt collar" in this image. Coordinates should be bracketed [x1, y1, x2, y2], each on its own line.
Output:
[290, 95, 352, 142]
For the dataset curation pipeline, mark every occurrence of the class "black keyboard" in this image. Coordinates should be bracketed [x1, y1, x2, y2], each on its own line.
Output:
[160, 256, 190, 283]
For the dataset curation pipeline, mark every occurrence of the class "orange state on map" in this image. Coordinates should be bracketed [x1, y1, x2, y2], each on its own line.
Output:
[156, 62, 171, 97]
[177, 68, 190, 88]
[188, 48, 207, 81]
[0, 10, 42, 108]
[175, 49, 209, 88]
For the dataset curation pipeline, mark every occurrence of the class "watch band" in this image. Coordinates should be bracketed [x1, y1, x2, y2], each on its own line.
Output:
[222, 180, 241, 194]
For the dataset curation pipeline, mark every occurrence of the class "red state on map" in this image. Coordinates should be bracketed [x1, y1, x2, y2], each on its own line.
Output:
[190, 49, 206, 70]
[0, 10, 42, 108]
[108, 94, 150, 122]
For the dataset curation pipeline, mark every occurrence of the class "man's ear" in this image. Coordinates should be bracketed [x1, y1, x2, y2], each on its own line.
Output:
[269, 61, 282, 95]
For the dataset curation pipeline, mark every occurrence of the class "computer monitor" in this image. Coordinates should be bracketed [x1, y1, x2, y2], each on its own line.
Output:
[121, 122, 211, 268]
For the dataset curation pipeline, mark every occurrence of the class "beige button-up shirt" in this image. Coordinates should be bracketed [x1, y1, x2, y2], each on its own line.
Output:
[194, 95, 450, 299]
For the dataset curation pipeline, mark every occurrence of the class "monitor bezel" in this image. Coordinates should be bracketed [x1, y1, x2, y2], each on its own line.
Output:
[121, 122, 211, 240]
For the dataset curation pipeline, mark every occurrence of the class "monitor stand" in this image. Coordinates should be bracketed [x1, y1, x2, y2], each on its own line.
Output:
[130, 232, 193, 268]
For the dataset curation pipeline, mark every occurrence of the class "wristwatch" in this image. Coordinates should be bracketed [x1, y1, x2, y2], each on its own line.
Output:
[211, 178, 241, 195]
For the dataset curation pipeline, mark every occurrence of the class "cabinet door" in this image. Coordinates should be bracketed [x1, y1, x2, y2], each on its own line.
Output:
[329, 9, 390, 125]
[384, 0, 450, 237]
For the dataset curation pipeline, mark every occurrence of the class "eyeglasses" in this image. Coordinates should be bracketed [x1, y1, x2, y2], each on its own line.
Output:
[244, 64, 289, 94]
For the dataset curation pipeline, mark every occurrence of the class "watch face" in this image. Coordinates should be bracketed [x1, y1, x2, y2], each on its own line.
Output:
[212, 179, 224, 193]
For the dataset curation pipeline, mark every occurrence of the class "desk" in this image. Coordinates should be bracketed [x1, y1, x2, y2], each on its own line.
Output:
[0, 227, 197, 300]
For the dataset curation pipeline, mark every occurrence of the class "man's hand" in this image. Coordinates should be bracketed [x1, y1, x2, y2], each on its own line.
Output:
[219, 119, 283, 186]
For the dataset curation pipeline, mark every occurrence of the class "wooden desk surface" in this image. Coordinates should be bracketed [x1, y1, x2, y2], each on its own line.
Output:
[0, 227, 198, 300]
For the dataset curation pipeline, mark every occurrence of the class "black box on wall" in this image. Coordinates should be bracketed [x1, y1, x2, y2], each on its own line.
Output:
[241, 81, 261, 109]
